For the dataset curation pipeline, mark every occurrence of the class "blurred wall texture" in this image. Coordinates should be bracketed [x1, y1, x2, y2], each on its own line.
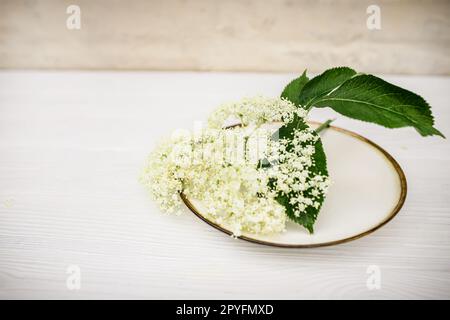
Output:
[0, 0, 449, 74]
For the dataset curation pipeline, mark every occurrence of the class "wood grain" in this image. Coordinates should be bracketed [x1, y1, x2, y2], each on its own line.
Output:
[0, 71, 449, 299]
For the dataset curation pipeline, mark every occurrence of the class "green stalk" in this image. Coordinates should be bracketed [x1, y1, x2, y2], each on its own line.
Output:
[315, 119, 335, 133]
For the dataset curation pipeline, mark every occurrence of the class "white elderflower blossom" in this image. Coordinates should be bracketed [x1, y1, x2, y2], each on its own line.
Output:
[141, 96, 330, 235]
[264, 126, 331, 220]
[140, 125, 287, 235]
[208, 96, 307, 129]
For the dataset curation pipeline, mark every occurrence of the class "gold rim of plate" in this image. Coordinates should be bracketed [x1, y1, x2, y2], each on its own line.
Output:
[180, 122, 408, 248]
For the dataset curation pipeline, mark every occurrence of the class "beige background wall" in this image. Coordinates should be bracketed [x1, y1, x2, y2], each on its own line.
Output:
[0, 0, 449, 74]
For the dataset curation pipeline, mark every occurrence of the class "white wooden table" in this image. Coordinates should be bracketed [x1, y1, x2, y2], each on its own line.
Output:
[0, 71, 449, 299]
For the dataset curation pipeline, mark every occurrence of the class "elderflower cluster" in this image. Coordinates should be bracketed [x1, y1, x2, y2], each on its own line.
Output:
[265, 128, 331, 218]
[140, 127, 286, 235]
[208, 96, 307, 129]
[141, 96, 330, 236]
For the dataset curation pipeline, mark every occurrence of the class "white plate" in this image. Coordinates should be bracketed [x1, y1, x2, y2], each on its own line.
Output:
[181, 123, 407, 248]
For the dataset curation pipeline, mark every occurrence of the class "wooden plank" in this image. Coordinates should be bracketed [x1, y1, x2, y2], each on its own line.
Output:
[0, 71, 449, 299]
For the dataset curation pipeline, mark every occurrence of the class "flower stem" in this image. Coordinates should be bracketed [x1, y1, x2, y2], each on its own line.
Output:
[244, 136, 249, 161]
[315, 119, 335, 133]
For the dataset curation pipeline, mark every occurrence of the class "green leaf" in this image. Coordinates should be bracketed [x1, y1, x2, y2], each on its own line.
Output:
[275, 113, 304, 140]
[273, 66, 444, 233]
[281, 70, 309, 107]
[312, 74, 445, 138]
[271, 118, 329, 233]
[299, 67, 357, 108]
